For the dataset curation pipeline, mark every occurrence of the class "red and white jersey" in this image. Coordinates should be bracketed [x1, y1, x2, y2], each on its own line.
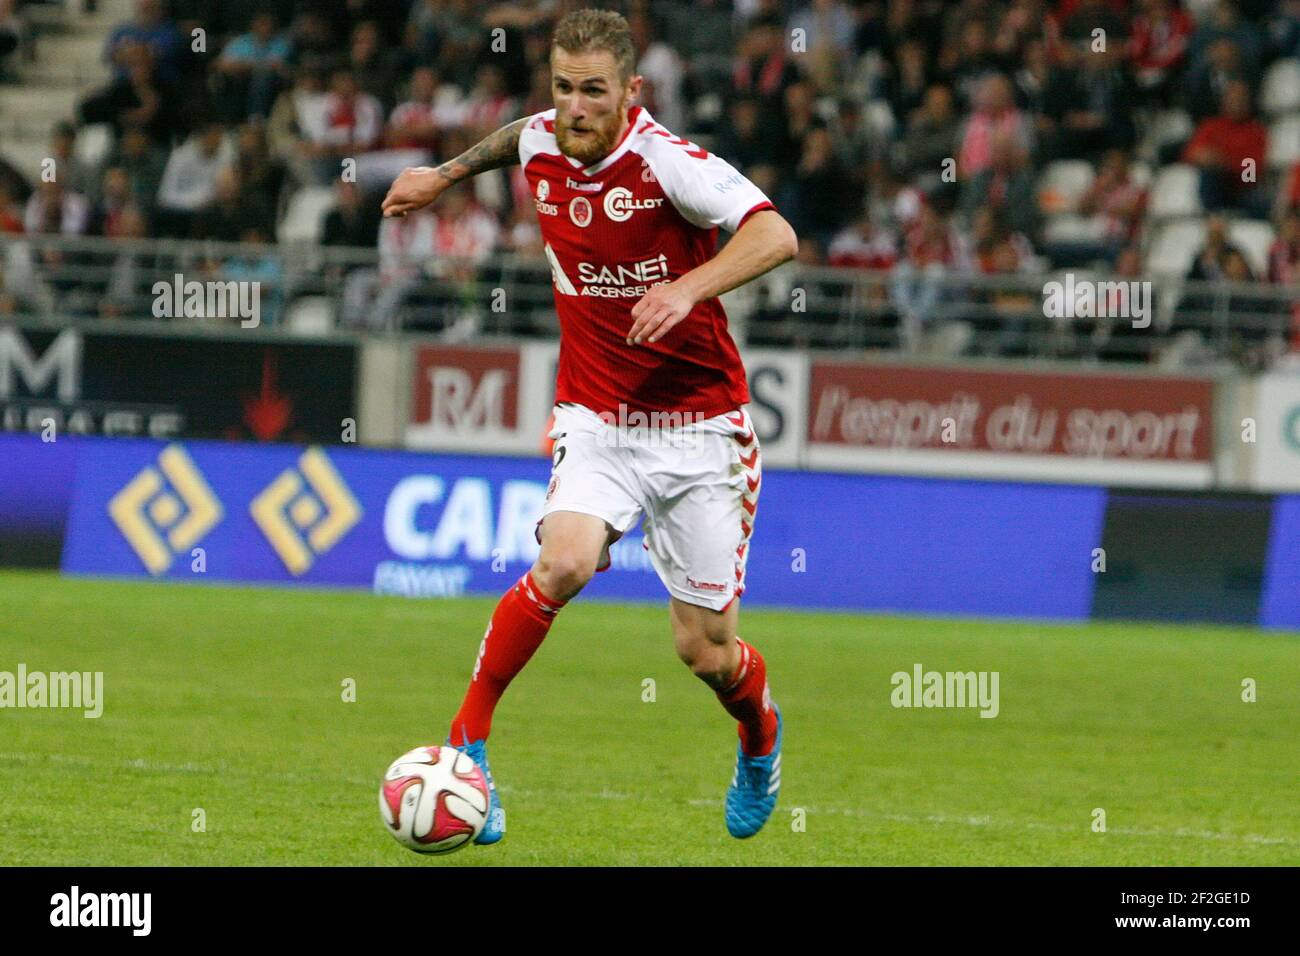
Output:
[519, 105, 774, 418]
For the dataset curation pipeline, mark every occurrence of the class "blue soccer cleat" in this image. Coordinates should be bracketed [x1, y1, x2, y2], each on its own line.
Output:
[725, 705, 782, 838]
[448, 732, 505, 845]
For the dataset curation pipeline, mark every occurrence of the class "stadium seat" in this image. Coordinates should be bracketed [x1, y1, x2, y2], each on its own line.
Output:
[277, 186, 338, 245]
[1037, 160, 1094, 214]
[1228, 219, 1275, 278]
[1146, 218, 1206, 277]
[692, 92, 724, 125]
[284, 295, 336, 335]
[864, 100, 897, 140]
[1267, 114, 1300, 169]
[1261, 59, 1300, 116]
[1051, 267, 1103, 285]
[1182, 0, 1219, 22]
[355, 148, 430, 195]
[918, 320, 972, 357]
[1042, 213, 1108, 243]
[73, 123, 112, 169]
[1147, 164, 1203, 220]
[1140, 108, 1194, 159]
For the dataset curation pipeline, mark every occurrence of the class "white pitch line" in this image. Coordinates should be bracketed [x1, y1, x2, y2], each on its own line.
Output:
[0, 751, 376, 788]
[505, 786, 1300, 847]
[3, 752, 1295, 848]
[688, 800, 1300, 847]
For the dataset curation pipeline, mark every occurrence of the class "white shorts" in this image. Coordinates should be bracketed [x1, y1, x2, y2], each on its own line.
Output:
[540, 402, 762, 611]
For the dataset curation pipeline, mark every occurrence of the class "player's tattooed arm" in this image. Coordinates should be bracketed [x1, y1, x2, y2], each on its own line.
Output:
[435, 117, 528, 183]
[381, 117, 528, 217]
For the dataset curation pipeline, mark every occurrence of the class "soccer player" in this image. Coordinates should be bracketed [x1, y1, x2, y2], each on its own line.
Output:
[382, 9, 797, 842]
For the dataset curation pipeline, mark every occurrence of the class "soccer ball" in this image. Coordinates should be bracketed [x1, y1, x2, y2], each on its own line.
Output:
[379, 745, 490, 854]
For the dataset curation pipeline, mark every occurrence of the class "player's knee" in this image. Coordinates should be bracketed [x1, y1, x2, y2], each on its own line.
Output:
[675, 633, 734, 687]
[532, 552, 597, 602]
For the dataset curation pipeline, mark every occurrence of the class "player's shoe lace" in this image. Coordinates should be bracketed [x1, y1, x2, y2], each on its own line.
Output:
[449, 731, 505, 845]
[724, 705, 782, 839]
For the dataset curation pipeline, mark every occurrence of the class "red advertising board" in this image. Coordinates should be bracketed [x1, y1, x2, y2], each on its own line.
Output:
[411, 345, 521, 432]
[808, 362, 1215, 485]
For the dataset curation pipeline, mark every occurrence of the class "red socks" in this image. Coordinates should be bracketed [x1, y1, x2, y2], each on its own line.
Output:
[448, 572, 565, 745]
[449, 576, 776, 759]
[717, 638, 778, 757]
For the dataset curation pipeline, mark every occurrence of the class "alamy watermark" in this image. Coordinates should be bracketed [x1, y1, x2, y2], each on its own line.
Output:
[50, 886, 150, 936]
[594, 403, 710, 451]
[1043, 273, 1152, 329]
[0, 665, 103, 718]
[891, 663, 999, 718]
[152, 274, 261, 328]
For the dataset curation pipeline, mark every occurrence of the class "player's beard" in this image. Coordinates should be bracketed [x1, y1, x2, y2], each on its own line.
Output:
[555, 94, 628, 165]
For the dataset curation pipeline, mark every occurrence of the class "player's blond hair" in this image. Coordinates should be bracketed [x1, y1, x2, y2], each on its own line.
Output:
[551, 9, 636, 83]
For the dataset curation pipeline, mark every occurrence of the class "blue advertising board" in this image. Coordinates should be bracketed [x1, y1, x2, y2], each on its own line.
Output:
[0, 434, 76, 566]
[1260, 494, 1300, 630]
[27, 434, 1107, 618]
[5, 430, 1293, 626]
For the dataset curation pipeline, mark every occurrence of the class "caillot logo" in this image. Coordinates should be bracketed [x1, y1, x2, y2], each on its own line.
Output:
[251, 448, 361, 574]
[603, 186, 663, 222]
[108, 445, 223, 574]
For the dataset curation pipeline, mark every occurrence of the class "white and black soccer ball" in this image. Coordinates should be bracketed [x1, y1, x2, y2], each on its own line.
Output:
[379, 745, 490, 854]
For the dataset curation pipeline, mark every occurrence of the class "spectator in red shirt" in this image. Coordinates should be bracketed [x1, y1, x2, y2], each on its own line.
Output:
[731, 14, 799, 108]
[1183, 79, 1270, 218]
[1077, 147, 1148, 247]
[1129, 0, 1194, 105]
[90, 167, 135, 237]
[958, 74, 1034, 179]
[890, 203, 973, 349]
[0, 178, 23, 234]
[459, 64, 518, 140]
[827, 211, 899, 270]
[386, 67, 442, 154]
[307, 69, 383, 184]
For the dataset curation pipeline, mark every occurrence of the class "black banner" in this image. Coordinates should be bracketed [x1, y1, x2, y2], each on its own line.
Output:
[1093, 491, 1274, 625]
[0, 325, 356, 443]
[0, 867, 1284, 940]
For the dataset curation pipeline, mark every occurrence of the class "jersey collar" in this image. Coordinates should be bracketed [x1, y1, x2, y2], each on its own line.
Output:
[564, 105, 647, 177]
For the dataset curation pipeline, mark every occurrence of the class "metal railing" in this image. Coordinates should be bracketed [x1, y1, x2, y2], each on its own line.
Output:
[2, 233, 1297, 368]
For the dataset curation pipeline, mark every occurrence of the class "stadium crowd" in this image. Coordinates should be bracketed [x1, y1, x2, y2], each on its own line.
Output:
[0, 0, 1299, 359]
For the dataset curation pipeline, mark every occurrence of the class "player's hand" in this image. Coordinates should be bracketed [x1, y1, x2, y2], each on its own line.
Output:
[381, 166, 448, 217]
[627, 282, 695, 346]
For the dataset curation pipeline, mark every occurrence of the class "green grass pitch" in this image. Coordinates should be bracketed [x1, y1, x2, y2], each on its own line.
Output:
[1, 569, 1296, 866]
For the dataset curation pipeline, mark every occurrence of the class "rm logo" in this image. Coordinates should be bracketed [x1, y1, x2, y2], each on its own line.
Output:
[108, 445, 223, 574]
[251, 448, 361, 574]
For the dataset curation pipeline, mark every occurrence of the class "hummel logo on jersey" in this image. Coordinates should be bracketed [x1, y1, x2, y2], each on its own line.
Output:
[566, 177, 603, 192]
[687, 575, 728, 593]
[604, 186, 664, 222]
